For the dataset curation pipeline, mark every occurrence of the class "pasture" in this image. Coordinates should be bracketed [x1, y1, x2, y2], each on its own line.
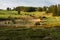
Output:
[0, 27, 60, 40]
[0, 10, 60, 40]
[0, 10, 60, 27]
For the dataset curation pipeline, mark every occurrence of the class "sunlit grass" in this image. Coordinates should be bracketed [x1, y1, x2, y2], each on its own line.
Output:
[0, 10, 60, 27]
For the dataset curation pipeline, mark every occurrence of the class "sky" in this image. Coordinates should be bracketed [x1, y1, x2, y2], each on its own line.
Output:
[0, 0, 60, 9]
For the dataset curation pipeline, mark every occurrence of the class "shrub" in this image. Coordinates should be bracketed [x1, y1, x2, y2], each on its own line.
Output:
[35, 22, 40, 26]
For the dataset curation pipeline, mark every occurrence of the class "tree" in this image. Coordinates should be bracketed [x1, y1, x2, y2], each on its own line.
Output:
[15, 6, 36, 12]
[53, 5, 58, 16]
[16, 7, 21, 14]
[21, 7, 36, 12]
[47, 5, 58, 16]
[7, 7, 10, 11]
[43, 6, 47, 11]
[57, 4, 60, 16]
[36, 7, 42, 12]
[7, 7, 11, 11]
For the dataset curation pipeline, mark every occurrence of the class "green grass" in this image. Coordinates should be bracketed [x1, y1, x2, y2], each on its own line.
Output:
[0, 10, 17, 15]
[0, 10, 45, 18]
[0, 10, 60, 40]
[0, 28, 60, 40]
[0, 10, 60, 27]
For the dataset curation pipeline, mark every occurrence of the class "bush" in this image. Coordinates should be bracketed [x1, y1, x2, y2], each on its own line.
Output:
[35, 22, 40, 26]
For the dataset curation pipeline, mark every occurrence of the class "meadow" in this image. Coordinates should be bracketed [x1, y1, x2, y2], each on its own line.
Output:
[0, 27, 60, 40]
[0, 10, 60, 40]
[0, 10, 60, 27]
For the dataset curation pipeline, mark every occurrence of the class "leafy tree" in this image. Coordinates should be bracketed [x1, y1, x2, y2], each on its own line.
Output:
[43, 6, 47, 11]
[36, 7, 42, 12]
[7, 7, 11, 11]
[47, 5, 58, 16]
[14, 6, 36, 12]
[21, 7, 36, 12]
[53, 5, 58, 16]
[16, 7, 21, 14]
[57, 4, 60, 16]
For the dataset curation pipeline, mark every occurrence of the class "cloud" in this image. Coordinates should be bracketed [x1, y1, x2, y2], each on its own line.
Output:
[0, 0, 60, 9]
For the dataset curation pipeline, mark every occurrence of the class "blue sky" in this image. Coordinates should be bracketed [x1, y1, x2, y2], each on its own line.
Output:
[0, 0, 60, 9]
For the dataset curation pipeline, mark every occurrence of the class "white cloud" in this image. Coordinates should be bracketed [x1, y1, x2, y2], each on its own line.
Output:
[0, 0, 60, 9]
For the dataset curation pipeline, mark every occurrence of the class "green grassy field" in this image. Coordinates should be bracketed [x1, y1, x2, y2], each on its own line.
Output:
[0, 27, 60, 40]
[0, 10, 45, 18]
[0, 10, 60, 27]
[0, 10, 60, 40]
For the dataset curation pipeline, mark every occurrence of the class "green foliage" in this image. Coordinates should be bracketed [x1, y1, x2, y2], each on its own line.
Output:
[7, 7, 11, 11]
[36, 7, 42, 11]
[42, 6, 47, 11]
[53, 5, 58, 16]
[13, 6, 36, 12]
[3, 4, 60, 16]
[15, 7, 21, 14]
[57, 4, 60, 16]
[47, 5, 58, 16]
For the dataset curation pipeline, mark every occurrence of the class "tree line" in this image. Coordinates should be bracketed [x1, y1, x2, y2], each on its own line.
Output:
[6, 4, 60, 16]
